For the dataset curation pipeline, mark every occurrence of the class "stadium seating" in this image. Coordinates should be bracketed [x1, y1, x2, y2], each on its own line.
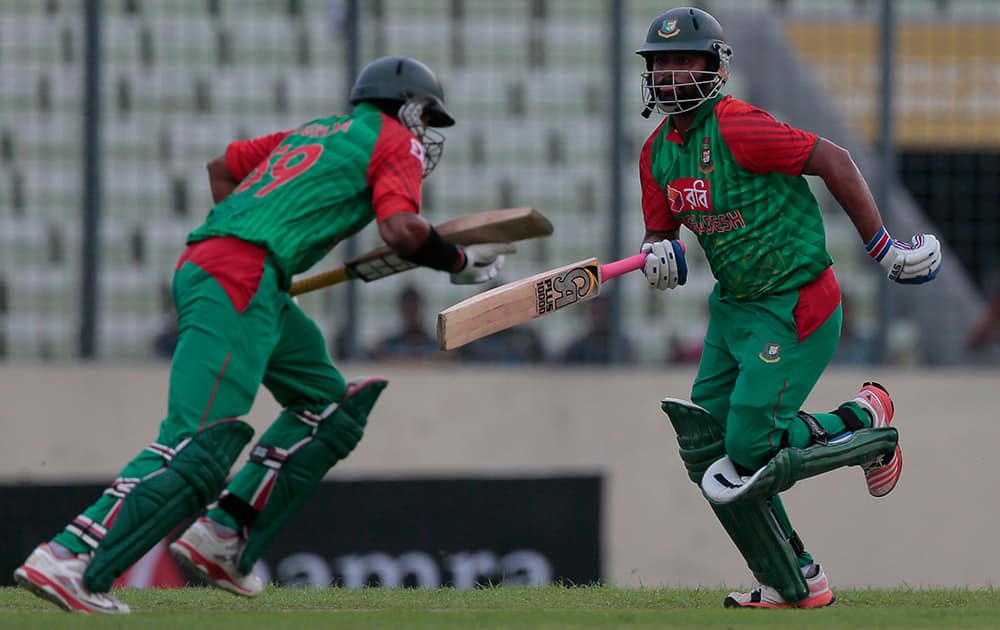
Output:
[2, 0, 967, 361]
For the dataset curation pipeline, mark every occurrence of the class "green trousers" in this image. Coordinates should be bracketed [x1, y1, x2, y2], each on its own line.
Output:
[690, 273, 869, 568]
[692, 281, 845, 472]
[54, 249, 346, 554]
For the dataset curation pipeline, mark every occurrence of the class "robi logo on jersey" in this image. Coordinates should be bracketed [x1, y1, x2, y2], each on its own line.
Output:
[667, 178, 712, 214]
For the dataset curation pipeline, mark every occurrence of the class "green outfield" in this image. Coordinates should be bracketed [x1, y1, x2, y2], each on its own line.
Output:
[1, 586, 998, 629]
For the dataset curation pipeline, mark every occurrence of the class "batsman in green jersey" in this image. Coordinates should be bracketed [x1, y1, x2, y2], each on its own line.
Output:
[635, 8, 942, 609]
[14, 56, 512, 615]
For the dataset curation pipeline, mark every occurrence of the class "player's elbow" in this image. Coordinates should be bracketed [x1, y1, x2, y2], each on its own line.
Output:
[206, 155, 232, 183]
[804, 138, 855, 179]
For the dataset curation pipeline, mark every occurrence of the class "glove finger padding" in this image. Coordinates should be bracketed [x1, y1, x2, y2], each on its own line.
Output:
[481, 255, 505, 281]
[892, 234, 941, 283]
[642, 239, 687, 290]
[451, 242, 515, 285]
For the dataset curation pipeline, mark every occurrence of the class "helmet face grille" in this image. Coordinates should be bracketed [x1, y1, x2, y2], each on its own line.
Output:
[639, 67, 726, 115]
[397, 98, 446, 178]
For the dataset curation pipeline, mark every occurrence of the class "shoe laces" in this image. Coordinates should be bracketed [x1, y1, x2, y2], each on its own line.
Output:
[861, 452, 889, 473]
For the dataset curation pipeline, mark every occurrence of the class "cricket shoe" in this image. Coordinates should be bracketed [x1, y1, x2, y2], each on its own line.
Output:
[724, 564, 834, 609]
[853, 381, 902, 497]
[169, 517, 264, 597]
[13, 543, 130, 614]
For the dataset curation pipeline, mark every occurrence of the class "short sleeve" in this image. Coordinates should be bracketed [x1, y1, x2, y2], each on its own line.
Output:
[639, 122, 680, 233]
[224, 131, 292, 181]
[366, 117, 424, 222]
[717, 99, 819, 176]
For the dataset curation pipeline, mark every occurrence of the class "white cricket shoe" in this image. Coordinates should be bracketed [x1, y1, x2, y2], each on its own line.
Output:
[13, 543, 130, 614]
[169, 517, 264, 597]
[724, 563, 834, 609]
[853, 381, 903, 497]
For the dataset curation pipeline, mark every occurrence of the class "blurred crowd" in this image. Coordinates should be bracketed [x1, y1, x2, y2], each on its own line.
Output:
[153, 278, 1000, 367]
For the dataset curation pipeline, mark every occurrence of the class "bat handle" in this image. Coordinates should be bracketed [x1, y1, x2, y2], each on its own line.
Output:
[599, 253, 647, 283]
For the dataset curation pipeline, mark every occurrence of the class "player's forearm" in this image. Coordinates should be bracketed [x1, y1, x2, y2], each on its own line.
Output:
[807, 139, 883, 242]
[826, 173, 883, 242]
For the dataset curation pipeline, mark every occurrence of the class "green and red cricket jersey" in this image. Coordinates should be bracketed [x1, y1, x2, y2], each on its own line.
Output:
[187, 102, 426, 288]
[640, 94, 831, 301]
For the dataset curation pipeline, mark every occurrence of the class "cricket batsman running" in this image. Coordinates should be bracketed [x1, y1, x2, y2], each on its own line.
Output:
[14, 56, 511, 614]
[635, 7, 941, 608]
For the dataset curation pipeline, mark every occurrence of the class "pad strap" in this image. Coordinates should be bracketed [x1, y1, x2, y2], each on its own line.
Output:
[833, 405, 867, 432]
[796, 411, 830, 444]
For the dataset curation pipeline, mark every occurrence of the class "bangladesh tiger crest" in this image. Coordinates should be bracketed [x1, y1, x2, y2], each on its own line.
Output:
[759, 342, 781, 364]
[657, 19, 680, 39]
[699, 137, 714, 174]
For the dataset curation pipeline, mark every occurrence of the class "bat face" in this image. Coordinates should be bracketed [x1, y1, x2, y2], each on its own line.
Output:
[439, 258, 602, 351]
[535, 261, 600, 315]
[437, 252, 646, 351]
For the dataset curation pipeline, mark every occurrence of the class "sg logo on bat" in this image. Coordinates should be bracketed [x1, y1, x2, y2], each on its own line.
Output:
[535, 264, 599, 314]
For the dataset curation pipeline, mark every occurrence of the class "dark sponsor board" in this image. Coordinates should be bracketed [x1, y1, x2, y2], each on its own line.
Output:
[1, 475, 601, 588]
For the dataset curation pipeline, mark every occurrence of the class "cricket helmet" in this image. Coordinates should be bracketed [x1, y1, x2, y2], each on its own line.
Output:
[349, 56, 455, 128]
[635, 7, 733, 116]
[350, 56, 453, 176]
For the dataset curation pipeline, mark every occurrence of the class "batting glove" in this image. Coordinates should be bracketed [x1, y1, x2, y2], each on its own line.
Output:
[642, 239, 687, 290]
[866, 227, 942, 284]
[451, 242, 516, 285]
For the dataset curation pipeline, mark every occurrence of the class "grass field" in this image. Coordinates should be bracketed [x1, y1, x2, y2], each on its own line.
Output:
[2, 586, 999, 629]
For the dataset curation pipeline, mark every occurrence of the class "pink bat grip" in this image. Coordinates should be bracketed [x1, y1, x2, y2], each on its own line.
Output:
[599, 253, 647, 282]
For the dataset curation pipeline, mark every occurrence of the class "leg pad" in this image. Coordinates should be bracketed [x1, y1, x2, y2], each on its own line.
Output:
[83, 420, 254, 592]
[237, 377, 387, 573]
[702, 428, 898, 505]
[661, 398, 809, 603]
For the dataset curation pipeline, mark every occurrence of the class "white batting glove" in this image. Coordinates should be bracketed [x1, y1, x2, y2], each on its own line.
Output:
[641, 239, 687, 290]
[865, 227, 942, 284]
[450, 242, 516, 285]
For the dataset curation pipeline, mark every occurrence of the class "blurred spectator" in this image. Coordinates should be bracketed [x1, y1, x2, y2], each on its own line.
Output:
[369, 285, 443, 362]
[457, 326, 545, 364]
[329, 327, 368, 362]
[668, 331, 704, 365]
[966, 269, 1000, 352]
[152, 307, 178, 360]
[831, 292, 872, 365]
[667, 303, 707, 365]
[559, 296, 634, 365]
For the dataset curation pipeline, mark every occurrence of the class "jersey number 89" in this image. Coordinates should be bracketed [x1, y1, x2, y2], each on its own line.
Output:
[236, 143, 324, 198]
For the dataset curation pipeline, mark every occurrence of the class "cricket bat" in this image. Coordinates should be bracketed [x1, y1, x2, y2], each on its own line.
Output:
[289, 207, 553, 296]
[437, 253, 648, 351]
